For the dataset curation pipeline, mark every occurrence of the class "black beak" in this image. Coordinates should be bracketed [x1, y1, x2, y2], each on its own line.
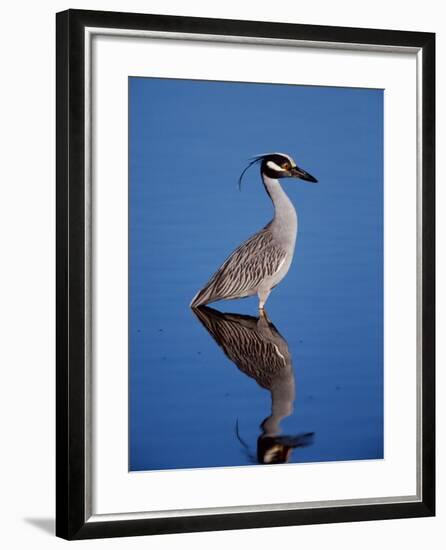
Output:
[290, 166, 318, 183]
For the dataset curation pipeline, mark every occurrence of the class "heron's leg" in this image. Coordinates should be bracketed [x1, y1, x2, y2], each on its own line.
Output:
[258, 288, 271, 311]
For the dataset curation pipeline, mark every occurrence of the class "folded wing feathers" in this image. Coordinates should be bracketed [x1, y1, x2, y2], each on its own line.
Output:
[190, 229, 287, 307]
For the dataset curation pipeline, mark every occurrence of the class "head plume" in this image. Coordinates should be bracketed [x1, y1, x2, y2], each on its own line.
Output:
[237, 153, 274, 190]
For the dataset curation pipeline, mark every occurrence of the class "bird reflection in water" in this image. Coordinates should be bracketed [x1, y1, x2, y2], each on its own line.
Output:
[192, 306, 314, 465]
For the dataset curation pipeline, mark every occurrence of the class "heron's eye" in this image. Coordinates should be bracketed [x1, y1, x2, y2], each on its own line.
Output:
[282, 162, 291, 170]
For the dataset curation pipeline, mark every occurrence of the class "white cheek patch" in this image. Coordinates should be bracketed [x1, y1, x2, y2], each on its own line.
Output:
[266, 160, 286, 172]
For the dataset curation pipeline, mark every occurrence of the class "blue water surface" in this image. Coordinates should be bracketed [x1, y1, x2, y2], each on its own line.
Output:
[129, 77, 383, 471]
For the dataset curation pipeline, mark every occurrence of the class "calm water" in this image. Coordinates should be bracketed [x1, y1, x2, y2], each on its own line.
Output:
[129, 78, 383, 471]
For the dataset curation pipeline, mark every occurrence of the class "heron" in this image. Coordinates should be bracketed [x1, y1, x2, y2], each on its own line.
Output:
[190, 152, 317, 310]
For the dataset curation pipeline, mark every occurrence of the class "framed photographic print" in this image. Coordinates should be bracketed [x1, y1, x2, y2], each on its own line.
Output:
[56, 9, 435, 540]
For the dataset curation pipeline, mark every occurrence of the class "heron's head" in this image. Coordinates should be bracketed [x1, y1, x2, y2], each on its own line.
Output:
[238, 152, 317, 189]
[260, 153, 318, 182]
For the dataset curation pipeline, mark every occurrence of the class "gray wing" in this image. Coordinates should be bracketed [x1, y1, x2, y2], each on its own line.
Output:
[191, 228, 287, 307]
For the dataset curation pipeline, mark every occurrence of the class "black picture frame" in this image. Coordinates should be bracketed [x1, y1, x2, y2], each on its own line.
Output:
[56, 9, 435, 540]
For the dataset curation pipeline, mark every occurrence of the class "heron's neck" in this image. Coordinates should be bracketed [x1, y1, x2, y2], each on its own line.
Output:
[262, 174, 297, 232]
